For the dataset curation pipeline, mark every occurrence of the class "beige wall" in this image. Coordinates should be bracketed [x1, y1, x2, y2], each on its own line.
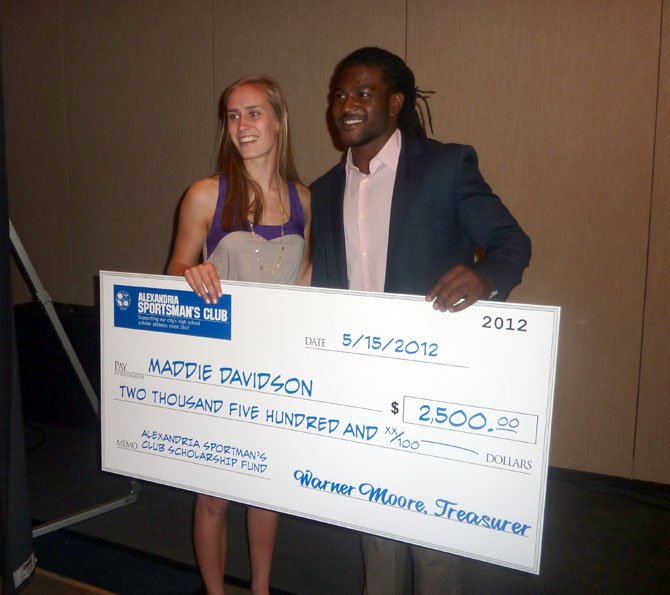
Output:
[4, 1, 215, 303]
[409, 0, 662, 479]
[3, 0, 72, 302]
[2, 1, 668, 483]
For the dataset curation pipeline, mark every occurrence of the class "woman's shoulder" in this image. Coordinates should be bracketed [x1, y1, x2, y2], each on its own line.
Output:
[184, 175, 220, 208]
[293, 182, 311, 215]
[188, 175, 220, 197]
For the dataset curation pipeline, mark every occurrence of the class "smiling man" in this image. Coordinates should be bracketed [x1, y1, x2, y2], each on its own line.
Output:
[310, 47, 532, 595]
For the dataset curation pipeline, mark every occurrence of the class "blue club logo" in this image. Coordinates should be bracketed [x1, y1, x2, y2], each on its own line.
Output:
[115, 290, 131, 310]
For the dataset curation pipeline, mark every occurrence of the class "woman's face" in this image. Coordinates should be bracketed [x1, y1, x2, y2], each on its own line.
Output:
[226, 84, 280, 163]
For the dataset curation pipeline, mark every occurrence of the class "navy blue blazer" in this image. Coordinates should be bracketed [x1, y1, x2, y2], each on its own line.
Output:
[311, 132, 531, 300]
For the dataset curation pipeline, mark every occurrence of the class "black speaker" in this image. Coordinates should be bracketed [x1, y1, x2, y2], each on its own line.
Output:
[14, 302, 99, 429]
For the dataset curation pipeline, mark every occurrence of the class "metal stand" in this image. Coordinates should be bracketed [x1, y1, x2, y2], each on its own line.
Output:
[9, 220, 140, 537]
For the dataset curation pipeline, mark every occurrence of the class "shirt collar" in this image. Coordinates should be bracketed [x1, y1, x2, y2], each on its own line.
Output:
[346, 128, 402, 176]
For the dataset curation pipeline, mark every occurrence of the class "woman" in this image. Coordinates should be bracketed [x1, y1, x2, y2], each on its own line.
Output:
[167, 75, 310, 595]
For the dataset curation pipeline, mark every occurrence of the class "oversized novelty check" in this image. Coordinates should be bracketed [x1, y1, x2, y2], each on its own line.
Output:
[100, 271, 560, 574]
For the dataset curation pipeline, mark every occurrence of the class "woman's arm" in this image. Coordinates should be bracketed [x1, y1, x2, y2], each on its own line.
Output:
[166, 177, 222, 303]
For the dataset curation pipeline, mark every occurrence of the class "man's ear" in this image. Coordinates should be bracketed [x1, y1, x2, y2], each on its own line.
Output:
[389, 92, 404, 117]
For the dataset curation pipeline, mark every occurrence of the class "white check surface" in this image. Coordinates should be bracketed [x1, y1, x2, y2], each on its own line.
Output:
[100, 271, 560, 573]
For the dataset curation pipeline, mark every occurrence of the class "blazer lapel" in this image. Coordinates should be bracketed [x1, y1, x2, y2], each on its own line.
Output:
[385, 133, 426, 288]
[328, 165, 348, 288]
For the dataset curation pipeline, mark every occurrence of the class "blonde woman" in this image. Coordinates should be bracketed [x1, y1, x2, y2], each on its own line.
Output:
[167, 75, 310, 595]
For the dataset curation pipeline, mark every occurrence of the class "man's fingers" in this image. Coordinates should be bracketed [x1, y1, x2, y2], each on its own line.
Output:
[431, 289, 471, 312]
[448, 294, 475, 313]
[426, 265, 492, 313]
[426, 271, 460, 301]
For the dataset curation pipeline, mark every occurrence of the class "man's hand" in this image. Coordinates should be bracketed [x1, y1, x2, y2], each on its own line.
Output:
[425, 265, 494, 313]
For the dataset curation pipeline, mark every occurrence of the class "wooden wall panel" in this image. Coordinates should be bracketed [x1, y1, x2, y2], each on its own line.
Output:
[635, 3, 670, 484]
[61, 0, 214, 304]
[2, 1, 73, 303]
[212, 0, 406, 185]
[2, 1, 668, 481]
[408, 0, 661, 476]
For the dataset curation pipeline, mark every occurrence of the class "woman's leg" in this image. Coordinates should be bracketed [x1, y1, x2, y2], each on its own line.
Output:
[194, 494, 229, 595]
[247, 506, 279, 595]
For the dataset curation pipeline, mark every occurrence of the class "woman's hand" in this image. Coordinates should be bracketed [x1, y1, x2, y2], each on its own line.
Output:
[183, 262, 222, 304]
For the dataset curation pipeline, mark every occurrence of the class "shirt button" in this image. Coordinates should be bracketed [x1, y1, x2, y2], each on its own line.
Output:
[362, 251, 368, 257]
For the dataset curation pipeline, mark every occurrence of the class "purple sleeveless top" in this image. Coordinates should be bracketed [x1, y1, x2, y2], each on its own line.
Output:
[205, 174, 305, 258]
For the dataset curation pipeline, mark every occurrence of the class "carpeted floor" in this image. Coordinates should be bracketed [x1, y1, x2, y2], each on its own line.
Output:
[31, 530, 204, 594]
[23, 569, 115, 595]
[28, 529, 277, 594]
[22, 568, 111, 595]
[22, 567, 253, 595]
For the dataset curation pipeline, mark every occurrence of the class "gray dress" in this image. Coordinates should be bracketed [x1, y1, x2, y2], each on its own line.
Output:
[204, 175, 305, 284]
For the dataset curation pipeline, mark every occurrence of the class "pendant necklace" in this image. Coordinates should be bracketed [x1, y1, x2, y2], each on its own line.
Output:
[248, 193, 287, 275]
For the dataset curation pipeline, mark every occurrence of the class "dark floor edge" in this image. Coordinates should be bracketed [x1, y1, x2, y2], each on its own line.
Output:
[31, 525, 297, 595]
[549, 466, 670, 508]
[32, 524, 200, 575]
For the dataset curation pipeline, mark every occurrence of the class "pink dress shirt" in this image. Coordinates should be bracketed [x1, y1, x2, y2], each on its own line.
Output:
[343, 129, 402, 292]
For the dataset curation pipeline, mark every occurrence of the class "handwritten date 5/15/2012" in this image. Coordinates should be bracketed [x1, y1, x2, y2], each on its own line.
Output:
[342, 333, 439, 357]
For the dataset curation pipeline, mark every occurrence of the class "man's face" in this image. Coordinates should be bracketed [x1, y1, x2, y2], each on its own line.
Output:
[331, 65, 402, 151]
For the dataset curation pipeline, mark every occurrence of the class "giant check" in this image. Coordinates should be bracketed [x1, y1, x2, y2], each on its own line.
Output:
[100, 271, 560, 574]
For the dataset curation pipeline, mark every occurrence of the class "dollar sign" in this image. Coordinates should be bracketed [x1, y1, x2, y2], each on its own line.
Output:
[391, 401, 399, 415]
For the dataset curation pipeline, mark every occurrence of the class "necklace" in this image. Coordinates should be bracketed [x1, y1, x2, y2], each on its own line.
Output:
[247, 194, 288, 275]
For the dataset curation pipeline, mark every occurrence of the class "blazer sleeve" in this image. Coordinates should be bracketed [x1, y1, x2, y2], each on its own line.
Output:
[453, 145, 531, 299]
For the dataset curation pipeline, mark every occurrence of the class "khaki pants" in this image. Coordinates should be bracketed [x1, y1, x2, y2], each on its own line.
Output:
[362, 534, 461, 595]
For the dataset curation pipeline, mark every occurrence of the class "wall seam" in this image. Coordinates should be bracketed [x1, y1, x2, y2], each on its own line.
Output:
[632, 0, 666, 480]
[210, 0, 219, 172]
[404, 0, 408, 59]
[59, 0, 75, 304]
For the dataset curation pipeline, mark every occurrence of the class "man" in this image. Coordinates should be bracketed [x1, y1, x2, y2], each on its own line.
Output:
[311, 47, 532, 594]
